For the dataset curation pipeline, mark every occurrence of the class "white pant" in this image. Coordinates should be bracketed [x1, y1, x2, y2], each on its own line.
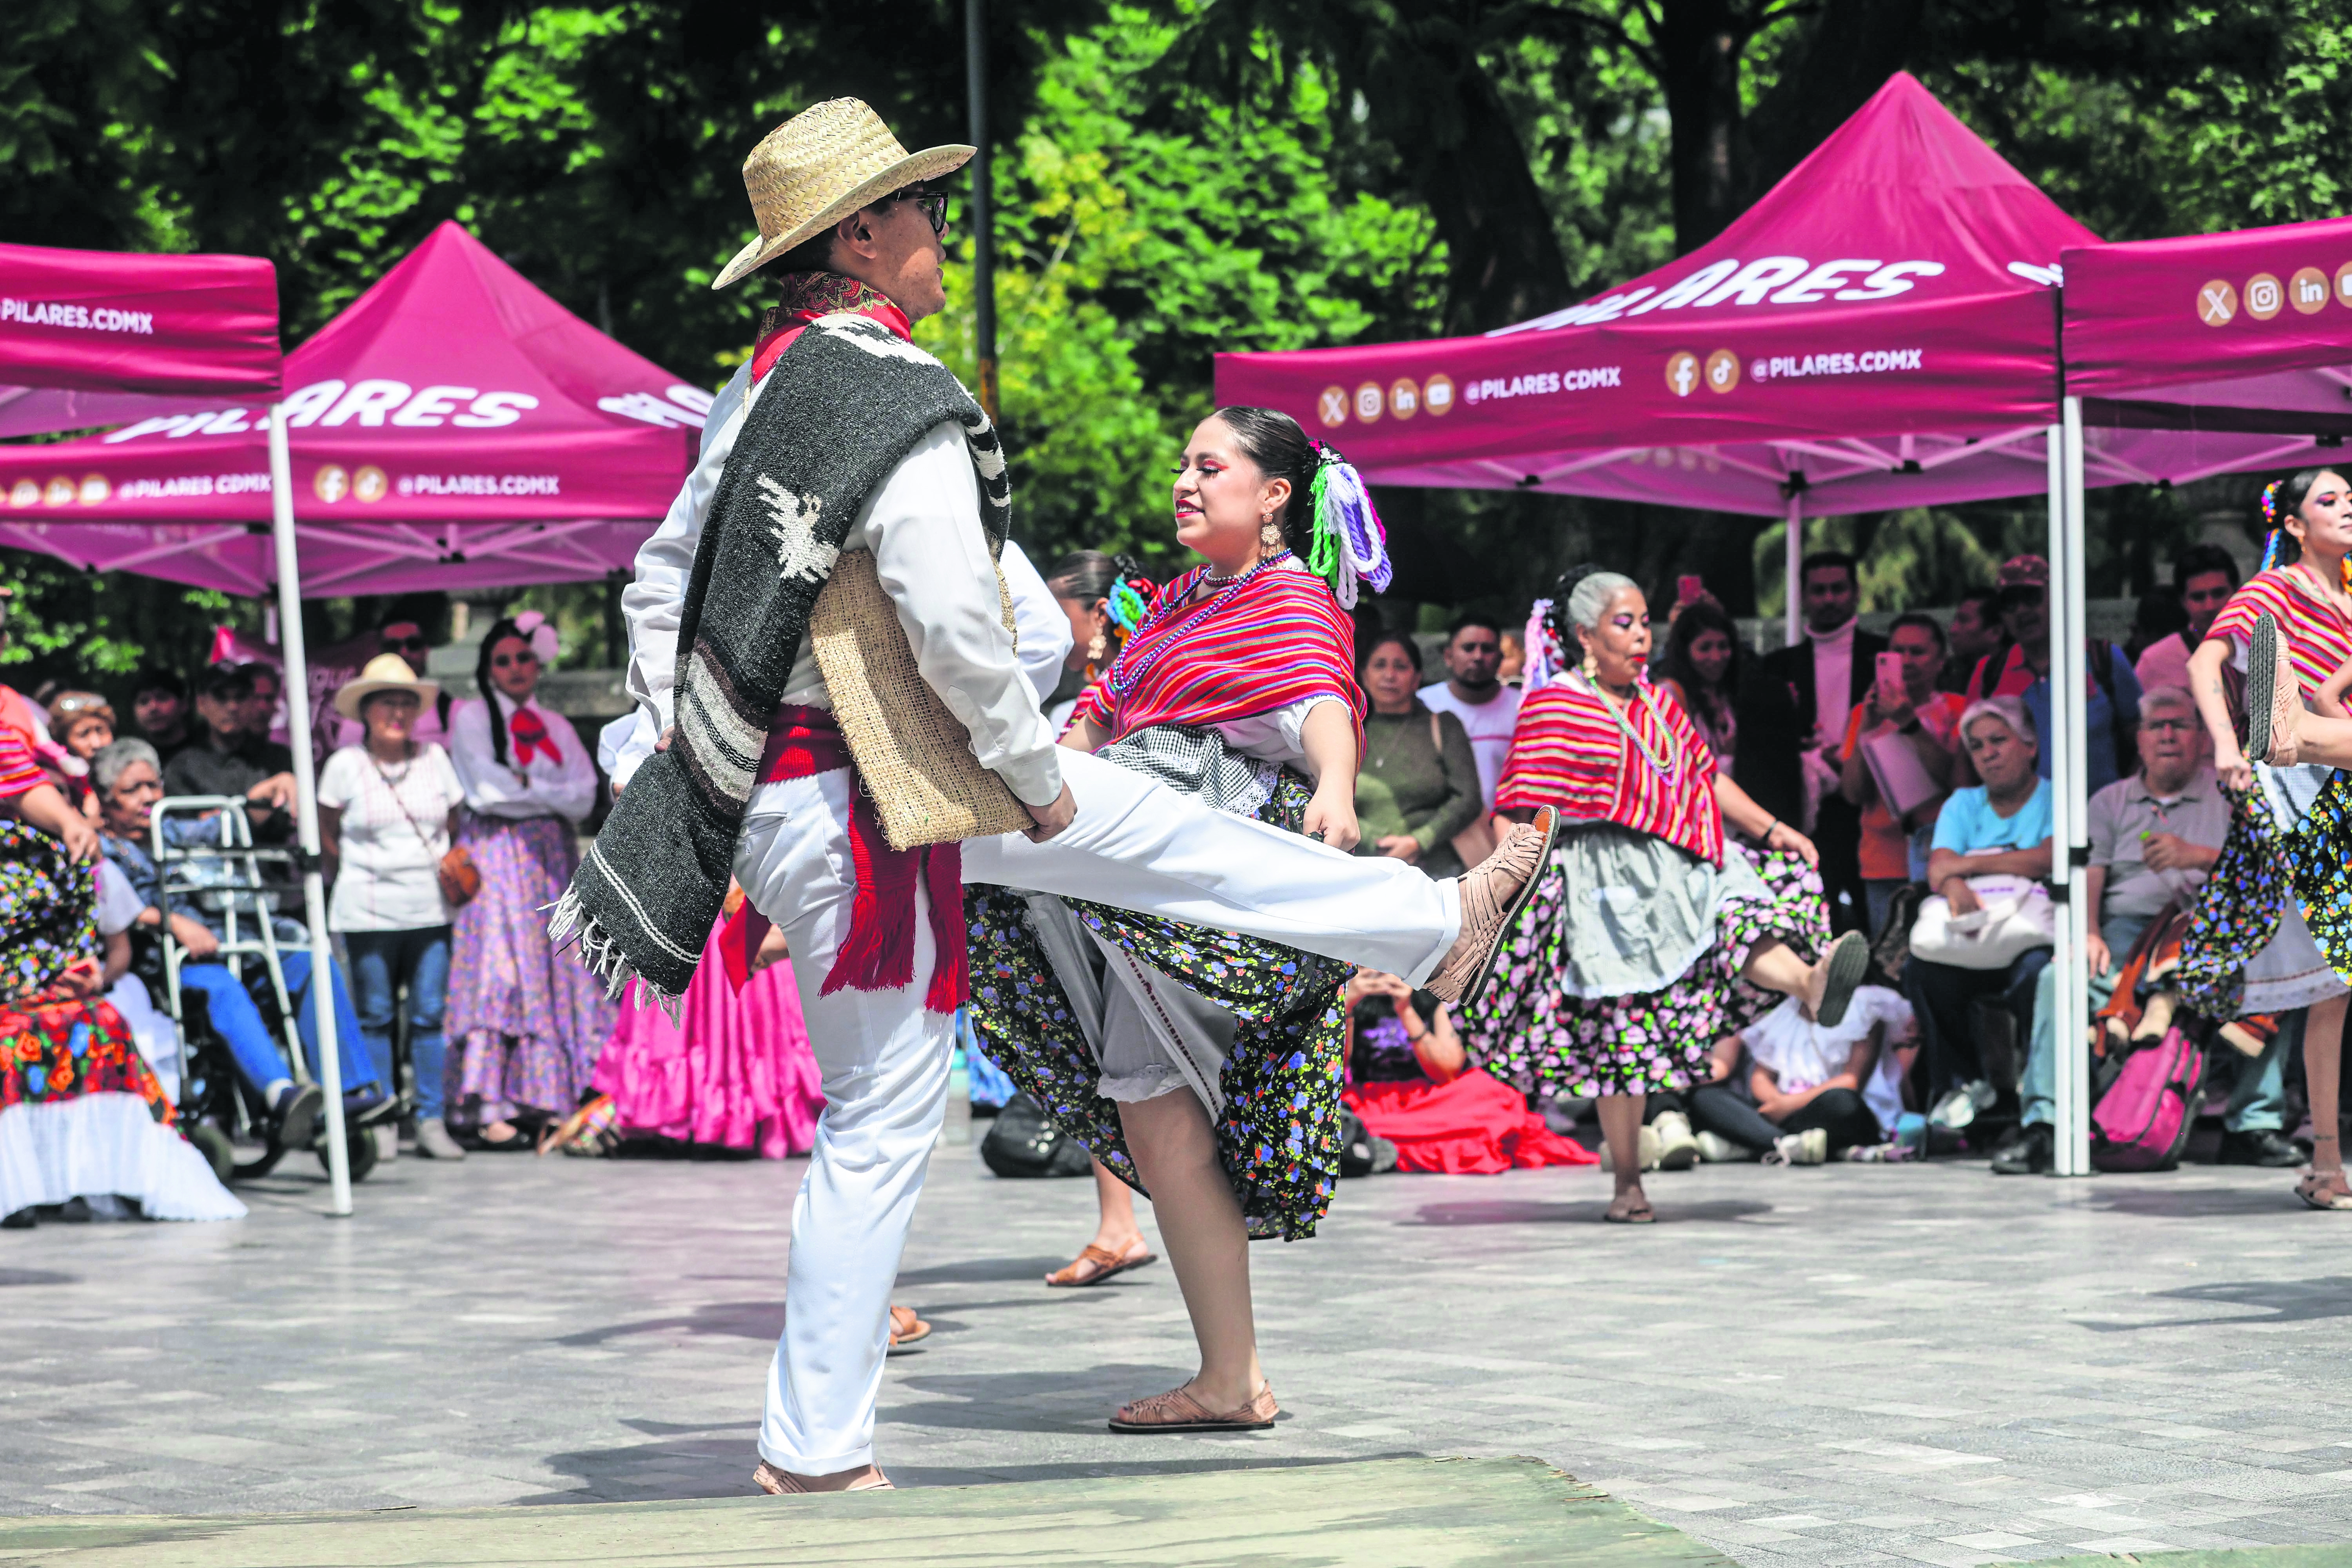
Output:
[735, 747, 1463, 1471]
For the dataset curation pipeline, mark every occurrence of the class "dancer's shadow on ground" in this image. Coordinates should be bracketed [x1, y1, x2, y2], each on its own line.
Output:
[2088, 1185, 2309, 1219]
[0, 1269, 78, 1288]
[1403, 1198, 1773, 1227]
[517, 1367, 1346, 1503]
[2074, 1275, 2352, 1332]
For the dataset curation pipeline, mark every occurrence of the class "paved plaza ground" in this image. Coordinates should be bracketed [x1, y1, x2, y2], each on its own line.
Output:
[2, 1138, 2348, 1566]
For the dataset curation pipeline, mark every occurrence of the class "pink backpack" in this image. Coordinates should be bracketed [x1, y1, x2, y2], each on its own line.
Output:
[2091, 1024, 2206, 1173]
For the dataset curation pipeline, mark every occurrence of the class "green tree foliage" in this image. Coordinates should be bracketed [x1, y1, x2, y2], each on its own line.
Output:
[7, 0, 2352, 682]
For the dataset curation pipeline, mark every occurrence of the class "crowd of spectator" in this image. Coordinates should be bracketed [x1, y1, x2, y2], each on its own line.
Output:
[0, 528, 2322, 1223]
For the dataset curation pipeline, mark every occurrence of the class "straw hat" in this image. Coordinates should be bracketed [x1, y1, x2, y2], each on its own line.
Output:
[334, 653, 440, 719]
[710, 98, 973, 291]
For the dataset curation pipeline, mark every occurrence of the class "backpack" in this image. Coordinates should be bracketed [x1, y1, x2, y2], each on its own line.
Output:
[978, 1092, 1095, 1178]
[2090, 1022, 2207, 1172]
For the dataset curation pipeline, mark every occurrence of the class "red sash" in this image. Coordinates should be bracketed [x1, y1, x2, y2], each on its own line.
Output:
[750, 704, 967, 1014]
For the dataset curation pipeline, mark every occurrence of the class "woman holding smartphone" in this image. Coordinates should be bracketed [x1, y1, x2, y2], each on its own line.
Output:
[1838, 613, 1965, 938]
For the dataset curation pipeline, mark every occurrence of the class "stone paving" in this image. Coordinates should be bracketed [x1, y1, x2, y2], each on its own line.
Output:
[2, 1139, 2348, 1566]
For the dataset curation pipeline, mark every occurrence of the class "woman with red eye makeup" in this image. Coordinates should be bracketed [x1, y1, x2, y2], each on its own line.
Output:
[2190, 468, 2352, 1209]
[964, 405, 1557, 1435]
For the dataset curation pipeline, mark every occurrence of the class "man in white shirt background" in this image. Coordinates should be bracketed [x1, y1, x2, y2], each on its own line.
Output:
[1417, 614, 1518, 808]
[1734, 551, 1885, 934]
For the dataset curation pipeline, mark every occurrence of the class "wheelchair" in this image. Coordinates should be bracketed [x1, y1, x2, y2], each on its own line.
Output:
[150, 795, 384, 1186]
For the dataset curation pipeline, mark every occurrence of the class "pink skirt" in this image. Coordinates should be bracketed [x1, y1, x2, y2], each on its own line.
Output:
[589, 920, 824, 1159]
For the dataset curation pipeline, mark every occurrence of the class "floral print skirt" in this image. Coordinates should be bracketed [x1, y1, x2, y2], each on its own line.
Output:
[446, 811, 615, 1123]
[963, 770, 1350, 1242]
[1, 821, 97, 999]
[1466, 834, 1829, 1098]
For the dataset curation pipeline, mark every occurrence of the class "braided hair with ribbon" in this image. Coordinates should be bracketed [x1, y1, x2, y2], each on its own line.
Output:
[474, 612, 564, 771]
[1046, 550, 1158, 682]
[2258, 468, 2351, 590]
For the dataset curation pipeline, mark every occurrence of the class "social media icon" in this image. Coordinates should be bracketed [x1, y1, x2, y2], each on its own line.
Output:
[1665, 352, 1700, 397]
[2196, 279, 2236, 326]
[1318, 385, 1348, 428]
[2245, 272, 2283, 321]
[1705, 349, 1740, 394]
[1423, 374, 1455, 416]
[1354, 383, 1383, 423]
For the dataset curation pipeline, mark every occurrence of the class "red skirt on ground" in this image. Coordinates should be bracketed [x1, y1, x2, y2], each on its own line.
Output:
[1344, 1067, 1597, 1174]
[588, 923, 824, 1159]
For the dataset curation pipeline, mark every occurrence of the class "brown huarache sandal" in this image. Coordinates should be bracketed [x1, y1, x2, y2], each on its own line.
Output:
[752, 1459, 893, 1493]
[1603, 1189, 1656, 1224]
[1046, 1242, 1157, 1288]
[1108, 1381, 1278, 1434]
[1430, 806, 1559, 1008]
[1808, 931, 1871, 1029]
[887, 1304, 931, 1353]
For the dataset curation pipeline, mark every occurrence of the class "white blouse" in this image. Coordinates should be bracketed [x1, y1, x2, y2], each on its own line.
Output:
[448, 691, 597, 823]
[316, 743, 467, 931]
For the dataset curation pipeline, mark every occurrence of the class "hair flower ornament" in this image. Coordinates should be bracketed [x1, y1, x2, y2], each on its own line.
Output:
[512, 609, 562, 664]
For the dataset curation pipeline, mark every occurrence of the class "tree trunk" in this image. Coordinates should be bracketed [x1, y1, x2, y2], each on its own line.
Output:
[1741, 0, 1927, 202]
[1653, 0, 1751, 249]
[1388, 58, 1575, 333]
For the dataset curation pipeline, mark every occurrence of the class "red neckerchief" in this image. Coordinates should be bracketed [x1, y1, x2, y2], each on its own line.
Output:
[749, 271, 912, 383]
[742, 704, 968, 1014]
[507, 704, 561, 768]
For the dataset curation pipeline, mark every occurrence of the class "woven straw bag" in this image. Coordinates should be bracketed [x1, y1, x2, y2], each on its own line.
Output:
[810, 549, 1031, 850]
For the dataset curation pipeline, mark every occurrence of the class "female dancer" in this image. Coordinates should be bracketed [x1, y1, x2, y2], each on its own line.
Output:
[1035, 550, 1165, 1289]
[1470, 570, 1867, 1223]
[446, 613, 611, 1146]
[2194, 468, 2352, 1210]
[967, 407, 1549, 1428]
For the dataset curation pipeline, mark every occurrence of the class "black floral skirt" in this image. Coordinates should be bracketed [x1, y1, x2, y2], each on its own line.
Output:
[1464, 836, 1829, 1098]
[963, 771, 1350, 1241]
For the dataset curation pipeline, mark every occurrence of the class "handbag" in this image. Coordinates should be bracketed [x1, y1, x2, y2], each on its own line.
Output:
[810, 548, 1032, 851]
[374, 756, 479, 909]
[1907, 874, 2055, 969]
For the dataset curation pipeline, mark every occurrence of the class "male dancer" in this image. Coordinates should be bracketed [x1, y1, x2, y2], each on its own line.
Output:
[577, 100, 1549, 1494]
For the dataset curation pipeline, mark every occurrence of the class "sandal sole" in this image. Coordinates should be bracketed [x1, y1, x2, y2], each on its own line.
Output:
[1107, 1416, 1276, 1433]
[1812, 931, 1871, 1029]
[1046, 1253, 1156, 1289]
[2247, 612, 2280, 763]
[1458, 806, 1559, 1010]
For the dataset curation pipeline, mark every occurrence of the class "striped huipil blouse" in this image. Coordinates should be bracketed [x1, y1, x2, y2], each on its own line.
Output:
[2204, 565, 2352, 699]
[1494, 675, 1724, 865]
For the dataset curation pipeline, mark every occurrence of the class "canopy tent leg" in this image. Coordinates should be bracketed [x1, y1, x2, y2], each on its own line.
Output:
[1784, 492, 1803, 648]
[2056, 400, 2093, 1176]
[267, 405, 353, 1218]
[2042, 425, 2076, 1174]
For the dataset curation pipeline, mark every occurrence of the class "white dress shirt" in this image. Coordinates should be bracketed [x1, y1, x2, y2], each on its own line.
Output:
[614, 358, 1062, 807]
[1810, 617, 1858, 749]
[448, 691, 597, 823]
[1000, 538, 1071, 704]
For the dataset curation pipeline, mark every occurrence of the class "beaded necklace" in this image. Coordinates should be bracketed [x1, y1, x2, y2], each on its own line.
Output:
[1573, 667, 1680, 782]
[1105, 550, 1293, 704]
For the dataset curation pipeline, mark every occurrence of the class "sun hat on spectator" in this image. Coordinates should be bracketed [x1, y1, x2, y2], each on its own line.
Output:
[1996, 555, 2050, 593]
[334, 653, 440, 719]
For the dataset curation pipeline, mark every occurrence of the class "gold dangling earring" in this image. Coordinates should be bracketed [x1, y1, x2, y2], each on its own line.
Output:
[1259, 510, 1282, 549]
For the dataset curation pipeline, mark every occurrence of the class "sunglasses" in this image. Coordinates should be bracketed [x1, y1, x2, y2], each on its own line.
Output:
[385, 635, 430, 653]
[890, 188, 949, 236]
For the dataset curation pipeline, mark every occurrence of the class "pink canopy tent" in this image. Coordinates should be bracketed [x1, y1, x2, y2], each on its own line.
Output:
[1216, 73, 2101, 519]
[2062, 214, 2352, 483]
[0, 221, 705, 597]
[0, 241, 281, 438]
[0, 238, 363, 1211]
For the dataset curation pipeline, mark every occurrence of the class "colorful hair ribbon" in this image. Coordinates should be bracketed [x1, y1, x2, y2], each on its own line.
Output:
[2259, 479, 2285, 572]
[1305, 441, 1394, 609]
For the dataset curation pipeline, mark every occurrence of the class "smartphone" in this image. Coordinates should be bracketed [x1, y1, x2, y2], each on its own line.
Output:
[1875, 650, 1906, 703]
[1677, 574, 1705, 606]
